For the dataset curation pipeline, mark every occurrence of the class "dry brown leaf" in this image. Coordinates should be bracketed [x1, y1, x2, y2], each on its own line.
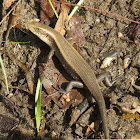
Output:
[54, 4, 70, 35]
[40, 0, 60, 25]
[86, 122, 95, 134]
[39, 57, 84, 109]
[66, 15, 85, 46]
[121, 106, 140, 114]
[3, 0, 16, 9]
[11, 6, 19, 27]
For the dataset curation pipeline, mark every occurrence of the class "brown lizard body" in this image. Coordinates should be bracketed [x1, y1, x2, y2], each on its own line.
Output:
[27, 20, 109, 139]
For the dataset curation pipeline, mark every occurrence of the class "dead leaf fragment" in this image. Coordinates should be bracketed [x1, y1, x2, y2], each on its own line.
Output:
[40, 0, 60, 25]
[86, 122, 95, 134]
[3, 0, 16, 9]
[54, 4, 70, 35]
[121, 106, 140, 114]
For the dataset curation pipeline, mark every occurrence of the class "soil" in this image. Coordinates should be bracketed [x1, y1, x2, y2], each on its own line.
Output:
[0, 0, 140, 139]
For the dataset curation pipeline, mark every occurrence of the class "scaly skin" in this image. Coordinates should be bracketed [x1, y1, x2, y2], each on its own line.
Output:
[27, 20, 110, 139]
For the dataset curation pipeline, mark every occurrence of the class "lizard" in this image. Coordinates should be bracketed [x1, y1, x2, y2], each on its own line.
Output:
[27, 19, 110, 139]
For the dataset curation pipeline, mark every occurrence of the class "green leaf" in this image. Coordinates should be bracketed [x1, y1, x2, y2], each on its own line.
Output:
[0, 55, 9, 94]
[35, 77, 44, 133]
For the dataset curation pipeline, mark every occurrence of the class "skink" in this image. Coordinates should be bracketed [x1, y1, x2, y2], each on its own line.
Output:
[27, 20, 109, 139]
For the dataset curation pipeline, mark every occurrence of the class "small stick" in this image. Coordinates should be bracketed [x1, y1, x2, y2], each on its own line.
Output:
[0, 0, 21, 26]
[54, 0, 140, 25]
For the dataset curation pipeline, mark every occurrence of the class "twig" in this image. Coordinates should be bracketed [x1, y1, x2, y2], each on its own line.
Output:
[74, 121, 95, 132]
[54, 0, 140, 25]
[0, 0, 21, 26]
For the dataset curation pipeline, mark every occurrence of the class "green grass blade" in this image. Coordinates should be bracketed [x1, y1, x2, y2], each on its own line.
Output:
[0, 55, 9, 94]
[48, 0, 59, 18]
[35, 77, 44, 133]
[69, 0, 85, 19]
[0, 41, 30, 44]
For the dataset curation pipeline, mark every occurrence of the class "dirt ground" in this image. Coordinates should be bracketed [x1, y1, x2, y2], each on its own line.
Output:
[0, 0, 140, 139]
